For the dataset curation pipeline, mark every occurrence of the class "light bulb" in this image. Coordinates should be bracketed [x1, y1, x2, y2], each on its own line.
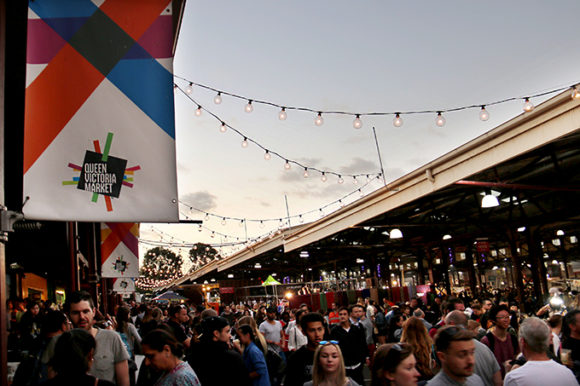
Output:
[214, 92, 222, 104]
[239, 220, 244, 227]
[393, 113, 403, 127]
[279, 107, 287, 120]
[284, 160, 291, 170]
[299, 215, 304, 224]
[359, 189, 364, 197]
[241, 138, 248, 148]
[220, 122, 227, 133]
[315, 112, 324, 126]
[321, 172, 327, 182]
[572, 87, 580, 100]
[353, 114, 363, 129]
[198, 225, 202, 232]
[221, 218, 227, 225]
[338, 175, 344, 184]
[185, 82, 193, 94]
[195, 106, 202, 116]
[479, 106, 489, 121]
[523, 98, 534, 112]
[204, 213, 210, 221]
[259, 221, 265, 229]
[353, 176, 358, 184]
[303, 168, 309, 178]
[245, 100, 253, 113]
[435, 112, 446, 127]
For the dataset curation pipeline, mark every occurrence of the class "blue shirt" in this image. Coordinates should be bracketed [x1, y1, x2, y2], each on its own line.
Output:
[243, 341, 271, 386]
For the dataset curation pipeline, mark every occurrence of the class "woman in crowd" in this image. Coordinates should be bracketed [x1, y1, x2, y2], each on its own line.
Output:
[238, 324, 270, 386]
[238, 315, 268, 354]
[116, 306, 141, 385]
[399, 317, 434, 381]
[45, 328, 115, 386]
[371, 343, 420, 386]
[141, 329, 201, 386]
[304, 340, 360, 386]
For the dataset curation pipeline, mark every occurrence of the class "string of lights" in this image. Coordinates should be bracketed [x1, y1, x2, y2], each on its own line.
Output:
[179, 178, 379, 227]
[175, 84, 383, 181]
[175, 75, 580, 128]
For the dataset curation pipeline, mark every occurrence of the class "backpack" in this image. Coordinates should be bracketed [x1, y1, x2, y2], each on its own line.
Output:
[485, 331, 518, 354]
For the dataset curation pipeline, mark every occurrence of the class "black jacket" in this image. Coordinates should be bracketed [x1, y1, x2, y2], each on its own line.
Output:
[187, 340, 251, 386]
[330, 323, 368, 366]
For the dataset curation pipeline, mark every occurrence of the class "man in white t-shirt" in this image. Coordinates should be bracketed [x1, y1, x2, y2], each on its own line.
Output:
[259, 306, 284, 354]
[503, 317, 576, 386]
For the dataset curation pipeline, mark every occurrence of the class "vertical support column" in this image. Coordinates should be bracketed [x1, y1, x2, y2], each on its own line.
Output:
[439, 246, 452, 296]
[416, 249, 426, 285]
[527, 229, 548, 299]
[0, 0, 8, 382]
[465, 243, 478, 298]
[507, 230, 525, 307]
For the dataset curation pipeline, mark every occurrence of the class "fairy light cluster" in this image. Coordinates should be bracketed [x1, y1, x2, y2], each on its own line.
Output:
[177, 76, 580, 129]
[176, 85, 382, 181]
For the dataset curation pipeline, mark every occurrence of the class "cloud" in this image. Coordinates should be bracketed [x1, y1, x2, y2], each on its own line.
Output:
[179, 191, 217, 211]
[339, 157, 378, 174]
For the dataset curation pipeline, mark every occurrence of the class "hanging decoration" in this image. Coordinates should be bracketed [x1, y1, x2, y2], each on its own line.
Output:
[175, 75, 580, 128]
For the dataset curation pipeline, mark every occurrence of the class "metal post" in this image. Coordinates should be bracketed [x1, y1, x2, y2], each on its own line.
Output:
[372, 127, 387, 186]
[0, 0, 8, 382]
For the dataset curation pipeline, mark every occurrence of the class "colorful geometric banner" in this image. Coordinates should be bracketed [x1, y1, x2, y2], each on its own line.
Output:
[23, 0, 179, 222]
[113, 278, 136, 294]
[101, 222, 139, 278]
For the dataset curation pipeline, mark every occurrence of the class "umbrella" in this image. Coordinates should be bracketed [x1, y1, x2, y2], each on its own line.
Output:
[153, 290, 187, 301]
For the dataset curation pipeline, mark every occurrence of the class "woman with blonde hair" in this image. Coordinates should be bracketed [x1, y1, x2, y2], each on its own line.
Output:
[305, 341, 360, 386]
[238, 315, 268, 355]
[399, 316, 434, 381]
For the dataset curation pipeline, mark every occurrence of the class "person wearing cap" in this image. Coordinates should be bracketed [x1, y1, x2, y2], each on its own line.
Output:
[259, 306, 285, 358]
[187, 316, 251, 386]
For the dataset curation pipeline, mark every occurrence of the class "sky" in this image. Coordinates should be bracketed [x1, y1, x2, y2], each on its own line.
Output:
[141, 0, 580, 271]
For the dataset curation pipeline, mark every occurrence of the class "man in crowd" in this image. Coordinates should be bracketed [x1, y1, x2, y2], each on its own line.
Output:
[562, 309, 580, 382]
[504, 317, 576, 385]
[328, 302, 340, 325]
[284, 312, 326, 386]
[167, 304, 191, 348]
[481, 305, 520, 378]
[480, 299, 493, 329]
[220, 304, 236, 326]
[446, 310, 502, 386]
[428, 325, 484, 385]
[188, 316, 250, 386]
[429, 298, 464, 338]
[259, 306, 285, 358]
[414, 308, 433, 331]
[66, 291, 129, 386]
[330, 305, 368, 385]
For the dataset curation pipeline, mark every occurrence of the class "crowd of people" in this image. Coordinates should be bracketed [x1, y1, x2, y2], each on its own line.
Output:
[5, 289, 580, 385]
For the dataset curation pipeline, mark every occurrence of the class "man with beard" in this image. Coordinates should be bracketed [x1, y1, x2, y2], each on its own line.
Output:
[66, 291, 130, 386]
[259, 306, 284, 358]
[428, 325, 484, 385]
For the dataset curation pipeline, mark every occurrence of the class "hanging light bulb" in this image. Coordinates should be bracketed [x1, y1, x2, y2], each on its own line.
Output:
[523, 98, 534, 112]
[481, 191, 500, 208]
[210, 231, 215, 238]
[393, 113, 403, 127]
[259, 220, 265, 229]
[435, 112, 446, 127]
[241, 137, 249, 148]
[195, 105, 202, 116]
[245, 100, 253, 113]
[321, 172, 327, 182]
[264, 150, 271, 160]
[204, 213, 210, 221]
[279, 107, 287, 120]
[353, 176, 358, 184]
[319, 208, 325, 217]
[353, 114, 363, 129]
[239, 219, 244, 227]
[359, 188, 364, 197]
[185, 82, 193, 94]
[219, 122, 227, 133]
[389, 228, 403, 239]
[284, 160, 291, 170]
[221, 217, 227, 225]
[571, 87, 580, 100]
[479, 106, 489, 121]
[315, 112, 324, 126]
[337, 175, 344, 184]
[214, 92, 222, 104]
[303, 168, 309, 178]
[299, 215, 304, 224]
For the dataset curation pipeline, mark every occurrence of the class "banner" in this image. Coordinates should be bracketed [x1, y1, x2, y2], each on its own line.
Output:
[113, 278, 136, 294]
[101, 222, 140, 278]
[23, 0, 179, 222]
